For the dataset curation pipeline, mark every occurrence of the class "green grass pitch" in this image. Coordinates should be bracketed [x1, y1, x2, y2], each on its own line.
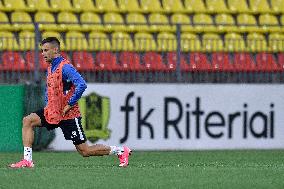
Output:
[1, 150, 284, 189]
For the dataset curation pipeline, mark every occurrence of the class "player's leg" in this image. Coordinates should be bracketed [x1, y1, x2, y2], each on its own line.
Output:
[75, 142, 112, 157]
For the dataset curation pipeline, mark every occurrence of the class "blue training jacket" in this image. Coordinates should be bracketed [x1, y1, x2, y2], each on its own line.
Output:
[44, 56, 87, 107]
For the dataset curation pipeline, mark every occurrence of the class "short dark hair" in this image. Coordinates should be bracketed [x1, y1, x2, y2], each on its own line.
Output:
[41, 37, 60, 49]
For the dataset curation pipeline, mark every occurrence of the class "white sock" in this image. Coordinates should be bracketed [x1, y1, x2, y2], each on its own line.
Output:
[24, 147, 32, 161]
[109, 146, 124, 155]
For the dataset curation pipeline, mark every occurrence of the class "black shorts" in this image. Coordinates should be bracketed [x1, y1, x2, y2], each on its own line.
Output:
[35, 109, 87, 145]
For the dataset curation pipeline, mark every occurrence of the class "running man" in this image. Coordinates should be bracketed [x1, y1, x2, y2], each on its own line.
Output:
[9, 37, 131, 168]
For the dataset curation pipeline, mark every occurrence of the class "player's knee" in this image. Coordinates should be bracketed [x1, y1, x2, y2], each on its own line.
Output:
[23, 116, 33, 128]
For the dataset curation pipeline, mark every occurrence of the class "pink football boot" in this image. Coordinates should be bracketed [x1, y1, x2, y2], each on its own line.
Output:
[118, 146, 132, 167]
[9, 159, 34, 169]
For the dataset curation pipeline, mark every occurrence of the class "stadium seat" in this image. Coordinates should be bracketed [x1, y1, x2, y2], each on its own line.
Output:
[249, 0, 271, 14]
[50, 0, 74, 12]
[3, 0, 33, 12]
[95, 51, 118, 71]
[181, 33, 201, 52]
[19, 31, 35, 51]
[119, 52, 142, 71]
[157, 32, 177, 51]
[162, 0, 185, 13]
[0, 31, 19, 50]
[117, 0, 142, 12]
[35, 12, 61, 32]
[72, 51, 95, 71]
[255, 53, 279, 72]
[202, 33, 223, 52]
[88, 32, 111, 51]
[233, 53, 256, 72]
[126, 13, 149, 32]
[143, 52, 167, 71]
[193, 13, 216, 32]
[259, 14, 280, 33]
[41, 31, 66, 50]
[237, 14, 259, 32]
[188, 53, 212, 72]
[184, 0, 207, 13]
[224, 33, 246, 52]
[227, 0, 250, 13]
[140, 0, 164, 13]
[104, 12, 126, 32]
[111, 32, 134, 51]
[27, 0, 50, 12]
[0, 0, 8, 12]
[166, 52, 188, 72]
[11, 11, 34, 31]
[2, 51, 26, 71]
[215, 14, 238, 33]
[278, 53, 284, 71]
[65, 31, 88, 51]
[268, 33, 284, 52]
[148, 13, 174, 32]
[171, 13, 193, 32]
[80, 12, 104, 32]
[57, 12, 81, 31]
[206, 0, 229, 13]
[246, 33, 267, 52]
[73, 0, 97, 12]
[95, 0, 119, 12]
[0, 11, 13, 31]
[25, 51, 46, 71]
[271, 0, 284, 13]
[211, 53, 235, 72]
[134, 32, 157, 52]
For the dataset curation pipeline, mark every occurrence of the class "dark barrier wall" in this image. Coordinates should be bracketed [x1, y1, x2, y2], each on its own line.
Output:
[0, 85, 24, 151]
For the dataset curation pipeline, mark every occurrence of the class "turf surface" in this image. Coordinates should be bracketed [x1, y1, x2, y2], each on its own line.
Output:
[1, 150, 284, 189]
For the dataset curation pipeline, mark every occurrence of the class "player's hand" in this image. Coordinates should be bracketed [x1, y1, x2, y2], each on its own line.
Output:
[62, 105, 72, 117]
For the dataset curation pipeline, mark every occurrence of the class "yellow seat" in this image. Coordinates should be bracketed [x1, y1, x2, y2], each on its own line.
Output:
[65, 31, 88, 51]
[246, 33, 267, 52]
[41, 31, 66, 50]
[206, 0, 229, 13]
[0, 11, 13, 31]
[181, 33, 201, 52]
[80, 12, 104, 32]
[73, 0, 97, 12]
[268, 33, 284, 52]
[57, 12, 81, 31]
[118, 0, 142, 12]
[111, 32, 134, 51]
[162, 0, 185, 13]
[11, 11, 34, 31]
[95, 0, 119, 12]
[50, 0, 74, 12]
[19, 31, 35, 50]
[237, 14, 259, 32]
[148, 13, 174, 32]
[88, 32, 111, 51]
[171, 13, 193, 32]
[215, 14, 238, 33]
[202, 33, 223, 52]
[134, 32, 157, 51]
[27, 0, 50, 12]
[184, 0, 207, 13]
[140, 0, 164, 13]
[104, 12, 126, 32]
[0, 31, 19, 50]
[224, 33, 246, 52]
[249, 0, 271, 14]
[3, 0, 33, 12]
[271, 0, 284, 13]
[126, 13, 149, 32]
[0, 1, 8, 12]
[193, 13, 215, 32]
[35, 12, 62, 32]
[259, 14, 280, 33]
[227, 0, 250, 13]
[157, 32, 177, 51]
